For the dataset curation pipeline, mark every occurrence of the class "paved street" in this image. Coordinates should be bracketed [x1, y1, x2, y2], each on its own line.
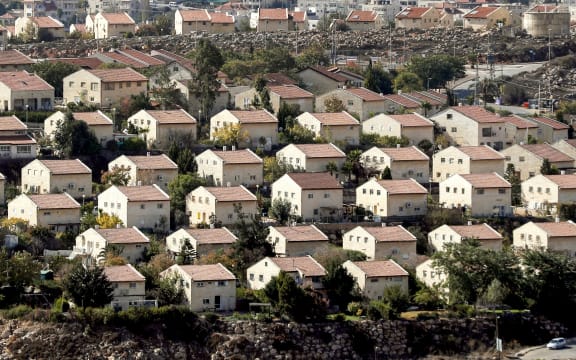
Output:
[518, 339, 576, 360]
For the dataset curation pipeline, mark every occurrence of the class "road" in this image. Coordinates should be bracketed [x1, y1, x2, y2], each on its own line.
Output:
[518, 339, 576, 359]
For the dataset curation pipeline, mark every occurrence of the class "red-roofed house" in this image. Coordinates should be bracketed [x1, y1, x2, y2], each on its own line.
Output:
[166, 227, 238, 257]
[552, 139, 576, 166]
[501, 143, 575, 181]
[21, 159, 91, 198]
[235, 84, 314, 114]
[0, 115, 36, 159]
[356, 178, 428, 218]
[8, 193, 81, 231]
[395, 7, 443, 30]
[501, 115, 539, 146]
[267, 225, 328, 257]
[439, 173, 512, 216]
[272, 172, 343, 221]
[161, 263, 236, 311]
[430, 106, 507, 149]
[196, 148, 263, 187]
[63, 68, 148, 108]
[296, 66, 348, 95]
[513, 221, 576, 255]
[432, 145, 505, 182]
[93, 12, 136, 39]
[527, 116, 569, 143]
[361, 146, 430, 183]
[521, 174, 576, 214]
[94, 48, 166, 69]
[258, 8, 289, 32]
[523, 5, 569, 37]
[463, 6, 512, 31]
[45, 110, 113, 144]
[104, 264, 146, 310]
[210, 109, 278, 148]
[382, 94, 423, 114]
[316, 87, 385, 121]
[175, 9, 235, 34]
[276, 143, 346, 174]
[362, 113, 434, 145]
[296, 111, 360, 145]
[345, 10, 384, 31]
[290, 10, 308, 30]
[343, 225, 417, 263]
[0, 71, 54, 111]
[127, 109, 197, 148]
[74, 227, 150, 263]
[247, 255, 326, 290]
[343, 259, 409, 300]
[0, 50, 34, 71]
[108, 154, 179, 191]
[429, 223, 503, 251]
[186, 185, 257, 226]
[14, 16, 64, 40]
[98, 184, 171, 231]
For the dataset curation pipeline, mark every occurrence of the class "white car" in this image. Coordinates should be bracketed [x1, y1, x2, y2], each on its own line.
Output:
[547, 337, 567, 350]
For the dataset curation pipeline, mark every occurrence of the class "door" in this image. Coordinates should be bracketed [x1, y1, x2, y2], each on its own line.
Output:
[214, 295, 221, 310]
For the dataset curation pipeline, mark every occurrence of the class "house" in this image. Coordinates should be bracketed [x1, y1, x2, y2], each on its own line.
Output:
[295, 111, 360, 145]
[501, 144, 574, 181]
[342, 260, 409, 300]
[523, 5, 569, 37]
[428, 223, 503, 252]
[93, 12, 136, 39]
[521, 174, 576, 214]
[316, 87, 385, 121]
[432, 145, 505, 182]
[501, 115, 539, 147]
[276, 143, 346, 174]
[290, 10, 308, 30]
[160, 263, 236, 311]
[415, 258, 447, 299]
[362, 113, 434, 146]
[21, 159, 91, 198]
[209, 109, 278, 148]
[271, 172, 343, 221]
[267, 225, 329, 257]
[430, 106, 506, 149]
[174, 9, 235, 34]
[172, 79, 231, 118]
[62, 68, 148, 108]
[381, 94, 423, 115]
[195, 149, 263, 187]
[342, 225, 417, 264]
[360, 146, 430, 183]
[326, 67, 364, 88]
[104, 264, 146, 311]
[439, 173, 512, 216]
[73, 227, 150, 263]
[0, 115, 37, 159]
[186, 186, 257, 226]
[356, 179, 428, 218]
[14, 16, 64, 40]
[69, 23, 88, 35]
[296, 66, 348, 95]
[44, 111, 113, 144]
[258, 8, 289, 32]
[247, 255, 326, 290]
[0, 50, 34, 71]
[165, 227, 237, 258]
[526, 116, 569, 143]
[345, 10, 384, 31]
[235, 84, 314, 114]
[108, 154, 178, 191]
[8, 193, 80, 232]
[463, 6, 513, 31]
[395, 7, 442, 30]
[553, 139, 576, 167]
[126, 109, 197, 149]
[513, 221, 576, 255]
[0, 71, 54, 111]
[400, 90, 449, 116]
[97, 185, 170, 231]
[93, 48, 166, 70]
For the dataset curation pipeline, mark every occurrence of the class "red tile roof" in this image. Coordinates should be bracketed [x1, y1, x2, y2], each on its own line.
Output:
[403, 91, 444, 106]
[73, 111, 113, 126]
[96, 227, 150, 244]
[451, 106, 504, 123]
[290, 11, 306, 23]
[543, 175, 576, 189]
[376, 179, 428, 194]
[362, 225, 416, 242]
[179, 9, 211, 21]
[0, 135, 36, 145]
[263, 73, 297, 86]
[292, 143, 346, 158]
[144, 109, 197, 124]
[307, 111, 360, 126]
[0, 71, 54, 91]
[532, 221, 576, 237]
[503, 115, 538, 129]
[455, 145, 505, 160]
[377, 146, 429, 161]
[47, 57, 103, 69]
[268, 85, 314, 99]
[383, 94, 421, 108]
[271, 256, 326, 276]
[228, 109, 278, 124]
[32, 16, 63, 28]
[210, 12, 234, 24]
[123, 154, 178, 170]
[396, 7, 433, 19]
[115, 185, 170, 201]
[0, 50, 33, 66]
[179, 263, 236, 281]
[181, 227, 238, 244]
[349, 260, 408, 277]
[259, 8, 288, 20]
[0, 115, 26, 131]
[346, 10, 378, 22]
[529, 117, 569, 130]
[520, 144, 574, 163]
[87, 68, 147, 82]
[386, 113, 433, 127]
[303, 66, 348, 82]
[104, 264, 145, 282]
[211, 149, 263, 164]
[464, 6, 501, 19]
[448, 223, 502, 240]
[202, 186, 257, 202]
[285, 172, 343, 190]
[28, 193, 80, 209]
[346, 87, 384, 102]
[100, 12, 135, 25]
[100, 52, 149, 69]
[120, 49, 166, 66]
[459, 173, 511, 188]
[70, 24, 86, 33]
[272, 225, 328, 242]
[39, 159, 91, 174]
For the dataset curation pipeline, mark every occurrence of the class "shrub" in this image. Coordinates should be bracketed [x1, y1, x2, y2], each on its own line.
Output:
[347, 301, 363, 316]
[333, 313, 346, 322]
[4, 304, 33, 319]
[367, 300, 390, 320]
[53, 298, 70, 313]
[416, 312, 439, 321]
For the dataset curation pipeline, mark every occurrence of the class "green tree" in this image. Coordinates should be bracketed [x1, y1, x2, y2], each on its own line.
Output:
[149, 66, 186, 110]
[263, 157, 298, 183]
[382, 285, 409, 319]
[270, 198, 292, 226]
[342, 149, 364, 183]
[277, 102, 302, 131]
[540, 158, 560, 175]
[53, 111, 101, 157]
[324, 95, 346, 113]
[406, 55, 466, 89]
[212, 123, 250, 148]
[0, 250, 40, 287]
[364, 62, 393, 95]
[381, 166, 392, 179]
[64, 264, 114, 308]
[31, 61, 80, 98]
[155, 276, 185, 306]
[296, 44, 329, 69]
[280, 124, 316, 144]
[154, 14, 172, 35]
[101, 165, 131, 186]
[393, 71, 424, 93]
[322, 259, 357, 311]
[326, 161, 338, 176]
[176, 239, 197, 265]
[189, 39, 224, 123]
[167, 173, 206, 227]
[504, 163, 521, 206]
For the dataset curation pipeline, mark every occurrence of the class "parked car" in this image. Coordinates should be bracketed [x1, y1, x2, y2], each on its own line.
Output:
[547, 337, 566, 350]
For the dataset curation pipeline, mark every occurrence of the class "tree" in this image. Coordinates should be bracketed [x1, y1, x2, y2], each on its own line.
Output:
[263, 156, 298, 183]
[96, 211, 123, 229]
[212, 123, 249, 148]
[322, 259, 357, 311]
[296, 44, 329, 69]
[155, 276, 185, 306]
[0, 250, 40, 287]
[326, 161, 338, 176]
[101, 165, 131, 186]
[176, 239, 197, 265]
[53, 111, 101, 157]
[270, 198, 292, 226]
[149, 66, 186, 110]
[393, 72, 423, 93]
[341, 149, 364, 183]
[324, 96, 346, 113]
[381, 166, 392, 179]
[382, 285, 409, 319]
[540, 158, 560, 175]
[504, 163, 521, 206]
[168, 173, 206, 227]
[31, 61, 80, 98]
[154, 14, 172, 35]
[406, 55, 466, 89]
[277, 102, 302, 131]
[189, 39, 224, 122]
[364, 62, 393, 95]
[279, 124, 316, 144]
[64, 264, 114, 308]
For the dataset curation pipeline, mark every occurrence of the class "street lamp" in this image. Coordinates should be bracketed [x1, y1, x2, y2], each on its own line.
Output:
[548, 28, 552, 62]
[427, 77, 431, 90]
[25, 104, 29, 126]
[495, 316, 502, 360]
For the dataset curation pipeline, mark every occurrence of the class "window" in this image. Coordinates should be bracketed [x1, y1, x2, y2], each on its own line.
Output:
[451, 127, 457, 133]
[140, 204, 145, 209]
[476, 189, 485, 195]
[249, 273, 254, 280]
[258, 274, 264, 281]
[546, 188, 550, 194]
[376, 190, 381, 195]
[103, 83, 114, 91]
[440, 157, 446, 163]
[308, 194, 313, 199]
[449, 158, 454, 164]
[104, 202, 108, 207]
[129, 282, 136, 288]
[68, 81, 74, 87]
[447, 113, 452, 119]
[157, 204, 163, 209]
[196, 282, 205, 287]
[16, 145, 31, 153]
[80, 81, 86, 88]
[461, 188, 465, 194]
[0, 145, 9, 152]
[347, 100, 354, 106]
[217, 281, 226, 286]
[90, 83, 98, 91]
[228, 214, 233, 220]
[362, 189, 366, 194]
[445, 187, 450, 193]
[370, 278, 378, 283]
[324, 193, 330, 198]
[457, 159, 463, 164]
[529, 186, 533, 192]
[482, 128, 492, 137]
[519, 156, 525, 162]
[537, 187, 542, 193]
[498, 189, 506, 194]
[202, 298, 210, 305]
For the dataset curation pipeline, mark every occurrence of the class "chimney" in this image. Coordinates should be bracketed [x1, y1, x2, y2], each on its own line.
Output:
[396, 143, 400, 148]
[223, 146, 227, 151]
[232, 145, 236, 151]
[561, 170, 566, 175]
[467, 220, 472, 226]
[555, 216, 560, 223]
[137, 180, 142, 186]
[146, 152, 150, 157]
[381, 222, 386, 227]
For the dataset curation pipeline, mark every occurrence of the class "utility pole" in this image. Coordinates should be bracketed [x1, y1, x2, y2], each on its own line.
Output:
[474, 52, 479, 106]
[389, 23, 392, 70]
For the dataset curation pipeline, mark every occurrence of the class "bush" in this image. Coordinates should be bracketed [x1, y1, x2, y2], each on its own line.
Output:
[347, 301, 363, 316]
[53, 298, 69, 313]
[416, 312, 439, 321]
[4, 304, 33, 319]
[367, 301, 391, 320]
